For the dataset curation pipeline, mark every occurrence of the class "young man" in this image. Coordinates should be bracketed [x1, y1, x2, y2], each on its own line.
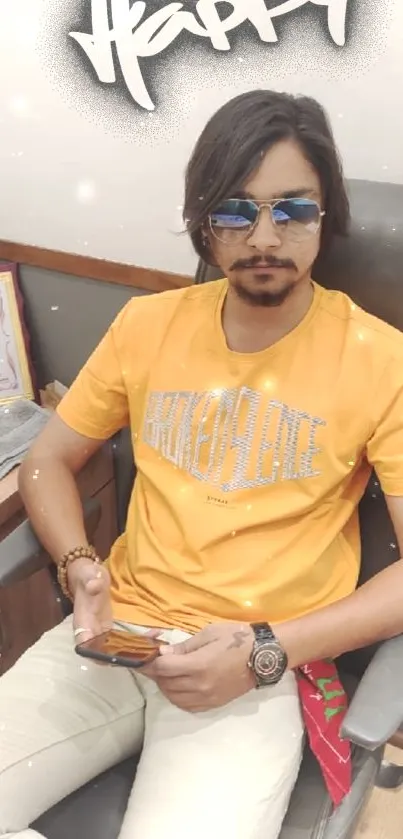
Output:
[2, 90, 403, 839]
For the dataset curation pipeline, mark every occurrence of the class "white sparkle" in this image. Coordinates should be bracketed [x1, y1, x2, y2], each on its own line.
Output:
[9, 96, 30, 115]
[76, 180, 97, 204]
[390, 543, 397, 549]
[51, 305, 59, 311]
[80, 665, 88, 671]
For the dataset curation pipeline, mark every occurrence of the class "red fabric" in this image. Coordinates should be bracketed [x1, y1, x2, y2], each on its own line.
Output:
[296, 660, 352, 807]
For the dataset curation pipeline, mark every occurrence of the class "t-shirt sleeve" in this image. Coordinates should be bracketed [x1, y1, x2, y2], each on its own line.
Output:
[366, 356, 403, 496]
[56, 305, 130, 440]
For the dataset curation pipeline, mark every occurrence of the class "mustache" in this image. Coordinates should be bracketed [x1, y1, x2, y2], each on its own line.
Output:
[229, 255, 297, 271]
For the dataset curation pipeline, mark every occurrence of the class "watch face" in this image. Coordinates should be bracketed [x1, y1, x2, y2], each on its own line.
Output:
[253, 642, 287, 685]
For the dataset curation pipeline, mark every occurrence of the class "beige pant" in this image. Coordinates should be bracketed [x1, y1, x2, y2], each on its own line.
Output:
[0, 616, 304, 839]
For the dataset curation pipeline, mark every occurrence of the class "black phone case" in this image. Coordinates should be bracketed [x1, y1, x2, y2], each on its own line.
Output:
[75, 644, 160, 669]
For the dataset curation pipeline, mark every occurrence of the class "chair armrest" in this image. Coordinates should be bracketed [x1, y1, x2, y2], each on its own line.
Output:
[341, 634, 403, 750]
[0, 519, 47, 586]
[0, 497, 102, 587]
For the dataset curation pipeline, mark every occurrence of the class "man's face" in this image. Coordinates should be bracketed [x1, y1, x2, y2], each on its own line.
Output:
[206, 139, 323, 308]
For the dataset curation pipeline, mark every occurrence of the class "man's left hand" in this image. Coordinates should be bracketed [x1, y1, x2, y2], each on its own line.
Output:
[142, 622, 256, 712]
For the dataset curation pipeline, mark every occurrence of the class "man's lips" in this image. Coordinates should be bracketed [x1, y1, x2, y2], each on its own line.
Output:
[241, 263, 290, 272]
[229, 258, 297, 272]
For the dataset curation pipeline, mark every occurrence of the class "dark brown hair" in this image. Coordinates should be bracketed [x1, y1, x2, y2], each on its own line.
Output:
[183, 90, 350, 264]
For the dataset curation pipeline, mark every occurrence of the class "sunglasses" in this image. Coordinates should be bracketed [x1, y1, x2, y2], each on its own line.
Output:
[208, 197, 325, 244]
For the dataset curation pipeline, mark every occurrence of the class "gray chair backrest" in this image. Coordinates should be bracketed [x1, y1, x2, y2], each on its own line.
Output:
[195, 178, 403, 675]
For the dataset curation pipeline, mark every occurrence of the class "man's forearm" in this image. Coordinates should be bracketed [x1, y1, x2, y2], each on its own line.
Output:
[275, 559, 403, 669]
[18, 454, 89, 565]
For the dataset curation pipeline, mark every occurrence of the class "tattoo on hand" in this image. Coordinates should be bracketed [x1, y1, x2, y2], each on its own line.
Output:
[227, 630, 250, 650]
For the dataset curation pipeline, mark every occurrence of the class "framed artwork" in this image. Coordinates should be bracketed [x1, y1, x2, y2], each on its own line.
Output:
[0, 263, 34, 404]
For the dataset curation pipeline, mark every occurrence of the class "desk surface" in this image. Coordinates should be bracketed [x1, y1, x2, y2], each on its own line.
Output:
[0, 469, 20, 529]
[0, 468, 18, 499]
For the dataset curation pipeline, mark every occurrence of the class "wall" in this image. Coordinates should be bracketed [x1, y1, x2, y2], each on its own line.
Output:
[0, 0, 401, 277]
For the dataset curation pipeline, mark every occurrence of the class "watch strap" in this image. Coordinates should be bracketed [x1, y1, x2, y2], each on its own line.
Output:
[251, 622, 275, 642]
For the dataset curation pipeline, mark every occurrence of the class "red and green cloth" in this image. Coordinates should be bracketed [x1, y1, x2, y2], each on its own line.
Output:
[296, 660, 352, 806]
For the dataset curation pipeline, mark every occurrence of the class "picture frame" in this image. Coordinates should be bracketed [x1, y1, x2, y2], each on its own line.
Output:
[0, 262, 34, 404]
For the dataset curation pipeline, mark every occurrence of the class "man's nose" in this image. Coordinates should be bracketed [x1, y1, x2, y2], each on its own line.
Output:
[247, 206, 282, 251]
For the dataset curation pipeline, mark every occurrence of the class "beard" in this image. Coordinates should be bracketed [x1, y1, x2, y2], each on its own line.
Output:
[232, 274, 296, 308]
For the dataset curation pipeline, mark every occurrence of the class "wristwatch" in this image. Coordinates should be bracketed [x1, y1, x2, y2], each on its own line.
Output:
[248, 622, 288, 687]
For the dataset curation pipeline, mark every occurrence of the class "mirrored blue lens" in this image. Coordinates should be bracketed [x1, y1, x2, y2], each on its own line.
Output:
[272, 199, 319, 224]
[210, 200, 257, 229]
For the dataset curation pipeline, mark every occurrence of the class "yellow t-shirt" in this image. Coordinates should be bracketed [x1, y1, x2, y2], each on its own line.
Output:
[57, 279, 403, 632]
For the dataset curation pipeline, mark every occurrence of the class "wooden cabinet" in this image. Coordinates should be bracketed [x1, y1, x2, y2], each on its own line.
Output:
[0, 567, 62, 675]
[0, 445, 118, 675]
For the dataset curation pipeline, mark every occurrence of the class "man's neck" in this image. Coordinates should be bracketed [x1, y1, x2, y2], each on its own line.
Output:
[222, 277, 314, 354]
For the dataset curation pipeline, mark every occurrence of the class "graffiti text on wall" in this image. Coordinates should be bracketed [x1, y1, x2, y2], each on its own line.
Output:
[70, 0, 350, 111]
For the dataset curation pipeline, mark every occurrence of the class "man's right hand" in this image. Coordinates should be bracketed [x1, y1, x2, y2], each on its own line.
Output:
[68, 558, 113, 644]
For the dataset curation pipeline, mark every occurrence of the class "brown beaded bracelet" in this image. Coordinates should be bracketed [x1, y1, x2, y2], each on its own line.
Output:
[57, 545, 101, 602]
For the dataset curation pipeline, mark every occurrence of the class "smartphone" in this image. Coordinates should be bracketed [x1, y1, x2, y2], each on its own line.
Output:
[75, 629, 168, 669]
